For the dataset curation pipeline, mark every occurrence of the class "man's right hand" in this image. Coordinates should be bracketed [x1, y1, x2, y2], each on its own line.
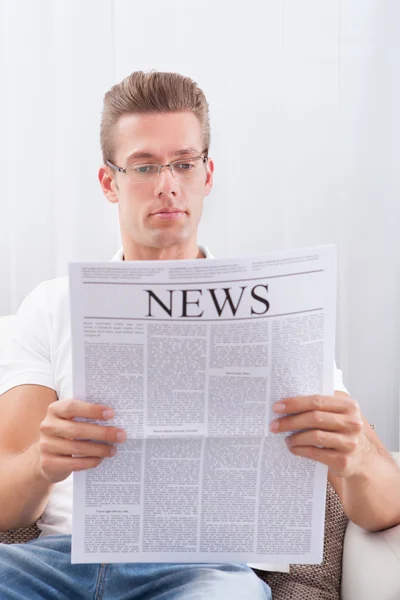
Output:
[38, 398, 126, 483]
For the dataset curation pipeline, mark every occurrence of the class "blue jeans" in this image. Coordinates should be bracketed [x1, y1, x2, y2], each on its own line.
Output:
[0, 534, 272, 599]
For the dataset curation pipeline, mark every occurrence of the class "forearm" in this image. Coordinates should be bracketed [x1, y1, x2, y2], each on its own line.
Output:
[0, 442, 55, 532]
[337, 445, 400, 532]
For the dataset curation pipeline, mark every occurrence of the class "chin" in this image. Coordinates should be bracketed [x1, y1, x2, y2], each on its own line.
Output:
[148, 229, 193, 249]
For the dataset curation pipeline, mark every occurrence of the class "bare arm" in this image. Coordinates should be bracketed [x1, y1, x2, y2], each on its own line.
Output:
[1, 444, 57, 531]
[0, 385, 126, 532]
[328, 392, 400, 532]
[0, 385, 57, 531]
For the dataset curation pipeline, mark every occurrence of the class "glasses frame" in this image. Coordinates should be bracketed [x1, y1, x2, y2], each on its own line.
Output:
[106, 150, 209, 183]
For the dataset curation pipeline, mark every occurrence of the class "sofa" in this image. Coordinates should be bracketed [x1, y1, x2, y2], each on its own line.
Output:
[1, 314, 400, 599]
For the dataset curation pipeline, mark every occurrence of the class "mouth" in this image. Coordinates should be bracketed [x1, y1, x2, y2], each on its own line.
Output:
[150, 208, 187, 221]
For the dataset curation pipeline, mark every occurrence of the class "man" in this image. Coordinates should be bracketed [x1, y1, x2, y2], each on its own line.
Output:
[0, 71, 399, 600]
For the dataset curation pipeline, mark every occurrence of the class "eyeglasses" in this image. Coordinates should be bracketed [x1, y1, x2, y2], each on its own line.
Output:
[106, 152, 209, 184]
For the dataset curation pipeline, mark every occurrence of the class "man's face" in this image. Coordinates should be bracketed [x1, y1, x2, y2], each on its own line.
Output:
[101, 111, 213, 251]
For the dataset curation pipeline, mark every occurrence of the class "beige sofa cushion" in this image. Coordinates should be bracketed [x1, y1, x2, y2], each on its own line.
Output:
[341, 452, 400, 600]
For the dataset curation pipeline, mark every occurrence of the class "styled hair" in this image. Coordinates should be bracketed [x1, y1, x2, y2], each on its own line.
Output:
[100, 70, 210, 163]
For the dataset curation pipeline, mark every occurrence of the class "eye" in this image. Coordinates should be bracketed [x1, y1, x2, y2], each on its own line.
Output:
[176, 161, 195, 170]
[133, 164, 157, 174]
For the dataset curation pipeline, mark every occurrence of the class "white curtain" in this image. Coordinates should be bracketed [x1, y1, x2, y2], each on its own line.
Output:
[1, 0, 399, 449]
[0, 0, 120, 315]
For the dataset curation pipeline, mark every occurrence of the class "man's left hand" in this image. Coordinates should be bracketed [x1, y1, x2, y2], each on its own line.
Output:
[270, 394, 371, 478]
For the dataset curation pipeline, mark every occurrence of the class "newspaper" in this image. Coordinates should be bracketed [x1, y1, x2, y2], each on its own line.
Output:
[69, 245, 336, 567]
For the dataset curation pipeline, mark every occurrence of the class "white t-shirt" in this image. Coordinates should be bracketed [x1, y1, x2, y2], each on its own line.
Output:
[0, 247, 348, 570]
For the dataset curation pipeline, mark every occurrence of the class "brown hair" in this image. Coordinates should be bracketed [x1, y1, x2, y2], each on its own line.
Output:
[100, 70, 210, 163]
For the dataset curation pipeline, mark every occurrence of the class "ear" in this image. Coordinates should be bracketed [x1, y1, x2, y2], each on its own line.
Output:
[203, 158, 214, 198]
[98, 165, 118, 204]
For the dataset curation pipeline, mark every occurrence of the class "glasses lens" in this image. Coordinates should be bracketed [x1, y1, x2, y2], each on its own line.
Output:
[128, 164, 159, 183]
[171, 158, 205, 180]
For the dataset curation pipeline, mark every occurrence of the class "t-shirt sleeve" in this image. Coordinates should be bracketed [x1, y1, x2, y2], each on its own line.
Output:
[333, 359, 349, 395]
[0, 283, 56, 395]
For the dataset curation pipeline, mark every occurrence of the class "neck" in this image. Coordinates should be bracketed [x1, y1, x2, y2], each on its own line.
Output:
[122, 239, 204, 262]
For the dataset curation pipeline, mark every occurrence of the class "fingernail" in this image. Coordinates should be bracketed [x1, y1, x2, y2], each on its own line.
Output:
[116, 430, 126, 442]
[103, 410, 114, 420]
[270, 421, 279, 432]
[110, 446, 117, 456]
[273, 403, 286, 414]
[285, 436, 292, 446]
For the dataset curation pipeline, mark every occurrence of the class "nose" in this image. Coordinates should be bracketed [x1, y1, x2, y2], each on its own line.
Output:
[154, 164, 179, 197]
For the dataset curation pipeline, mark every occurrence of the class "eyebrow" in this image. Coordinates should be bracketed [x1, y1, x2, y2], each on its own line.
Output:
[126, 148, 199, 162]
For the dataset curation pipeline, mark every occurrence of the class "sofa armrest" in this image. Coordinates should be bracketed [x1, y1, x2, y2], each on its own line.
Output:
[341, 452, 400, 600]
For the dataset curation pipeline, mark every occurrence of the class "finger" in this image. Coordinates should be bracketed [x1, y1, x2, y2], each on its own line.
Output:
[40, 419, 127, 444]
[273, 394, 360, 417]
[287, 445, 352, 475]
[41, 437, 117, 459]
[51, 398, 115, 421]
[40, 453, 105, 473]
[285, 430, 359, 453]
[270, 411, 363, 435]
